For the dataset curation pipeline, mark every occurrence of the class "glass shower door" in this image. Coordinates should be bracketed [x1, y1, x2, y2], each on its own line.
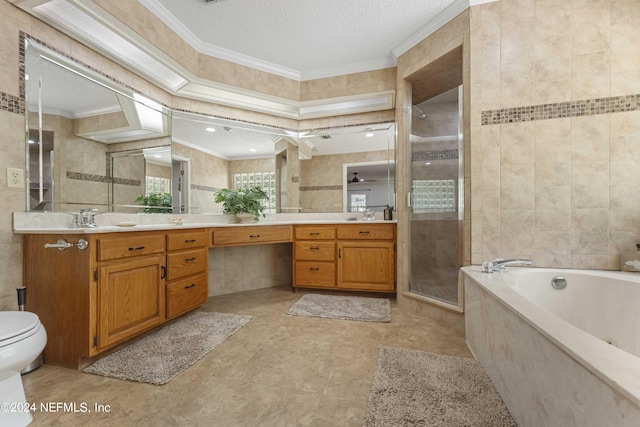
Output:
[408, 86, 463, 307]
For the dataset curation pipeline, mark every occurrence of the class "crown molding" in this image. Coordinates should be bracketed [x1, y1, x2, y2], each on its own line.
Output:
[17, 0, 396, 120]
[139, 0, 302, 81]
[392, 0, 470, 60]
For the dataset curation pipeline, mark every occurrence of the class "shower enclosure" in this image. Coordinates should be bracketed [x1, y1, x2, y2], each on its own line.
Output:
[408, 86, 463, 308]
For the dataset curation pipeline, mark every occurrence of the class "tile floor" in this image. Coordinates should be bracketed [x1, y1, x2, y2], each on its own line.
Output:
[22, 286, 471, 426]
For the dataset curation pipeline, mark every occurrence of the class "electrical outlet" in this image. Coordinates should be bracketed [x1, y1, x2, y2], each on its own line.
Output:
[7, 168, 24, 189]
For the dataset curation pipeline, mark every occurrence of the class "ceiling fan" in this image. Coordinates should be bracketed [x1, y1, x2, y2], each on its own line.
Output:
[348, 172, 376, 184]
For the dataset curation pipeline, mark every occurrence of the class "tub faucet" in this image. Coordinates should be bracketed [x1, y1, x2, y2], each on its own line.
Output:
[481, 258, 532, 273]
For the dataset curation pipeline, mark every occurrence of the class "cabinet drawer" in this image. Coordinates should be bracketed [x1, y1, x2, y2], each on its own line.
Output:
[294, 226, 335, 240]
[336, 224, 394, 240]
[295, 261, 335, 288]
[97, 233, 165, 261]
[167, 229, 208, 251]
[166, 274, 208, 319]
[212, 225, 292, 246]
[167, 248, 208, 281]
[294, 242, 335, 261]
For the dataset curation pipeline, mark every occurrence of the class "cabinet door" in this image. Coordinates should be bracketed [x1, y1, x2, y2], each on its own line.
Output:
[98, 254, 165, 349]
[337, 241, 395, 291]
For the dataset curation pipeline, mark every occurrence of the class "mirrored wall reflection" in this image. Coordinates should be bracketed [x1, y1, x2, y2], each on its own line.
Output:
[24, 39, 171, 213]
[23, 38, 395, 215]
[172, 111, 395, 214]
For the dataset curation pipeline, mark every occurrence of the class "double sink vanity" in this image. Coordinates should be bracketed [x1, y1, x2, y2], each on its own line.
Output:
[15, 215, 396, 369]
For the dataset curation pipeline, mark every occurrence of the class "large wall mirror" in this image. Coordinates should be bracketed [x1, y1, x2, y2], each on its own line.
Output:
[172, 112, 395, 214]
[24, 39, 171, 213]
[24, 38, 395, 215]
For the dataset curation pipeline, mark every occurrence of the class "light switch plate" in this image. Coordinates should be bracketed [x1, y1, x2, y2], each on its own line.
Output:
[7, 168, 24, 188]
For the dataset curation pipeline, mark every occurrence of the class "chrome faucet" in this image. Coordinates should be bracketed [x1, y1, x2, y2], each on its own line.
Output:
[481, 258, 532, 273]
[73, 208, 99, 228]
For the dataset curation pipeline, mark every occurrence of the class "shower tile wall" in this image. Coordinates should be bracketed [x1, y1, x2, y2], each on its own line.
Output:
[469, 0, 640, 270]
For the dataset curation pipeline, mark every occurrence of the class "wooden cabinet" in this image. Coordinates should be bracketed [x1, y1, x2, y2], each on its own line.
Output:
[294, 225, 336, 288]
[97, 253, 165, 349]
[293, 223, 395, 292]
[23, 229, 209, 369]
[165, 229, 208, 320]
[211, 225, 291, 246]
[94, 232, 167, 351]
[337, 241, 395, 291]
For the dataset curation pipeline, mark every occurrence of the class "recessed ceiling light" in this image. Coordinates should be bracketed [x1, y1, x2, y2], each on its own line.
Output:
[365, 132, 374, 138]
[154, 154, 162, 158]
[205, 127, 216, 132]
[249, 148, 257, 152]
[425, 162, 431, 165]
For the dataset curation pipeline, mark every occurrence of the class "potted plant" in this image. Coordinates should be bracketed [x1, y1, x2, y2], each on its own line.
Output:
[214, 186, 268, 222]
[135, 192, 172, 213]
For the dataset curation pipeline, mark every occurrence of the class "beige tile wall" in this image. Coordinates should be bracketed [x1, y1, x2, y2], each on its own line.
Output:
[470, 0, 640, 270]
[208, 243, 292, 296]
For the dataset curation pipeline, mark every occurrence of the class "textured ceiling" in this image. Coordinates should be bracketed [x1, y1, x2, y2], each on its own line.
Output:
[146, 0, 458, 80]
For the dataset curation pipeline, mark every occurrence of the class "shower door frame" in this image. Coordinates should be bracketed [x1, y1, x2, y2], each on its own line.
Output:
[406, 85, 465, 312]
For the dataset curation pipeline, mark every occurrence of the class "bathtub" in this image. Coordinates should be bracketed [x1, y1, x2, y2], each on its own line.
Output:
[462, 266, 640, 427]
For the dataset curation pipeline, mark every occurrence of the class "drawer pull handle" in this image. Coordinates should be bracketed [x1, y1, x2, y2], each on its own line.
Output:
[185, 257, 196, 261]
[128, 246, 145, 251]
[359, 231, 370, 234]
[161, 266, 166, 279]
[309, 247, 320, 250]
[309, 267, 320, 271]
[184, 239, 196, 243]
[249, 234, 261, 238]
[309, 232, 320, 236]
[184, 283, 196, 289]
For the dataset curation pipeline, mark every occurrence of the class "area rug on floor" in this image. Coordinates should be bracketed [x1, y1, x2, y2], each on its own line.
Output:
[84, 311, 251, 385]
[286, 294, 391, 323]
[363, 346, 516, 427]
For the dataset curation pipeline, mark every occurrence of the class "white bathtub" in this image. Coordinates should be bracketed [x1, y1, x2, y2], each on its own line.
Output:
[462, 266, 640, 427]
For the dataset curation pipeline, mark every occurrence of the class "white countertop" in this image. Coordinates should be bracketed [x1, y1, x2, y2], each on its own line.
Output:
[13, 212, 396, 234]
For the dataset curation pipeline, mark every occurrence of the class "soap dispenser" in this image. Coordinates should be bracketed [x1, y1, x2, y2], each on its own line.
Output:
[620, 244, 640, 272]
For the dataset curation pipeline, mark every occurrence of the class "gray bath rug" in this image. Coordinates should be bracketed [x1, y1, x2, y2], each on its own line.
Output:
[363, 346, 516, 427]
[84, 311, 251, 385]
[287, 294, 391, 323]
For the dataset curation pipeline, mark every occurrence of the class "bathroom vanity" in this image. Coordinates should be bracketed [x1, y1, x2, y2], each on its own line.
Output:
[22, 228, 209, 369]
[19, 220, 396, 369]
[294, 223, 396, 292]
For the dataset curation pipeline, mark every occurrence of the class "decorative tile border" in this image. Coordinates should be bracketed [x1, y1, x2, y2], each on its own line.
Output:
[300, 185, 343, 191]
[0, 91, 24, 115]
[66, 171, 140, 186]
[481, 94, 640, 125]
[191, 184, 219, 193]
[412, 149, 458, 162]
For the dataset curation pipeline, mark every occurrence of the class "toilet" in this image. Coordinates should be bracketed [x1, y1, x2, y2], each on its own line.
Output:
[0, 311, 47, 427]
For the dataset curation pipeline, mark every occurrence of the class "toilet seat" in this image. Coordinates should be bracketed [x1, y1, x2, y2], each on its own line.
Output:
[0, 312, 42, 347]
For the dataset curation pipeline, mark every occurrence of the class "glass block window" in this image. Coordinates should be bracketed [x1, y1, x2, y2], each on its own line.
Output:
[145, 176, 171, 194]
[412, 179, 456, 213]
[350, 194, 367, 212]
[232, 172, 276, 213]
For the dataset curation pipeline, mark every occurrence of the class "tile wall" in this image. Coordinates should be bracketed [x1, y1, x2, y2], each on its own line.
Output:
[470, 0, 640, 270]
